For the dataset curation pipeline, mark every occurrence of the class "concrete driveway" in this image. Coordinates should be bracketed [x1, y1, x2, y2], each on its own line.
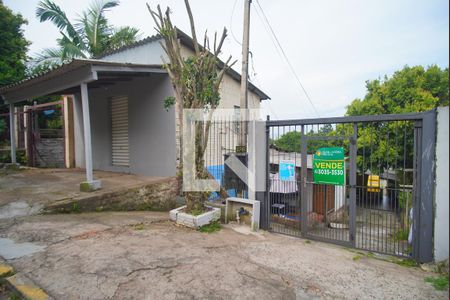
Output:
[0, 212, 447, 300]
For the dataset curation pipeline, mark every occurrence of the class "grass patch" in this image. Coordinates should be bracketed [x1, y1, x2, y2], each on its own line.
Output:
[133, 224, 145, 230]
[198, 221, 221, 233]
[304, 240, 311, 244]
[425, 275, 449, 291]
[353, 255, 362, 261]
[392, 258, 418, 268]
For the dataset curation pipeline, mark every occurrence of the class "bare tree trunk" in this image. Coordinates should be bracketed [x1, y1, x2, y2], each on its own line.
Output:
[147, 1, 236, 214]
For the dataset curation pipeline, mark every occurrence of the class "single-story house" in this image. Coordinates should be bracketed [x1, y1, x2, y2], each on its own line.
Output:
[0, 29, 270, 190]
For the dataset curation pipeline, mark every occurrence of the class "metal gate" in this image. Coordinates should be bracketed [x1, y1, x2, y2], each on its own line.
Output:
[265, 111, 436, 262]
[0, 100, 65, 168]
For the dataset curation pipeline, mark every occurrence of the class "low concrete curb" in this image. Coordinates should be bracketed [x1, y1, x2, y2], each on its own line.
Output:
[6, 274, 53, 300]
[0, 263, 13, 278]
[0, 259, 52, 300]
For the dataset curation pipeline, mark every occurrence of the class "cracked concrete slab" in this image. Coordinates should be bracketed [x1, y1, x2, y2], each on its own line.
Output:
[0, 212, 447, 300]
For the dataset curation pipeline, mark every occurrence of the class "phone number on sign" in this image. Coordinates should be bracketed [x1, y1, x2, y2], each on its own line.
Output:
[314, 169, 344, 176]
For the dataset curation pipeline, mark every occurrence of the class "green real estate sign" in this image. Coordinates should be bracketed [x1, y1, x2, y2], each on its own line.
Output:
[313, 147, 345, 186]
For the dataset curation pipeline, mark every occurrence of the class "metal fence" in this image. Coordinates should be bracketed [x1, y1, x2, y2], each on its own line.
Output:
[265, 111, 436, 262]
[203, 114, 247, 202]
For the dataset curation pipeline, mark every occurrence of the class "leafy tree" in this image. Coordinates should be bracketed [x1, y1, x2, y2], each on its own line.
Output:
[345, 65, 448, 173]
[273, 124, 336, 154]
[274, 65, 448, 175]
[346, 65, 448, 116]
[34, 0, 140, 65]
[0, 2, 30, 87]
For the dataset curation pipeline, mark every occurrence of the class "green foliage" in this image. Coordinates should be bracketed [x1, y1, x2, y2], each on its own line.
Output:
[0, 118, 5, 135]
[346, 65, 448, 172]
[346, 65, 448, 116]
[0, 2, 30, 87]
[34, 0, 140, 65]
[198, 221, 221, 233]
[398, 191, 412, 210]
[0, 150, 27, 165]
[46, 118, 63, 129]
[164, 96, 176, 111]
[273, 124, 337, 154]
[425, 275, 449, 291]
[273, 65, 448, 174]
[393, 258, 418, 268]
[352, 255, 362, 261]
[393, 229, 409, 241]
[180, 56, 221, 109]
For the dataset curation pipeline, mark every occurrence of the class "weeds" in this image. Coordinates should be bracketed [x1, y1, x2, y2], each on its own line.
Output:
[425, 275, 449, 291]
[353, 255, 362, 261]
[392, 229, 409, 241]
[133, 224, 145, 230]
[392, 258, 418, 268]
[198, 221, 221, 233]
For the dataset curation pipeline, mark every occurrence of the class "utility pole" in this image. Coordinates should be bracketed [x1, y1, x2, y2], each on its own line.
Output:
[239, 0, 251, 149]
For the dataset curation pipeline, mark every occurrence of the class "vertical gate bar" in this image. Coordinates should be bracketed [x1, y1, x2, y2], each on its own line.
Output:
[300, 125, 308, 235]
[412, 121, 421, 261]
[264, 116, 270, 230]
[349, 123, 358, 246]
[402, 123, 408, 256]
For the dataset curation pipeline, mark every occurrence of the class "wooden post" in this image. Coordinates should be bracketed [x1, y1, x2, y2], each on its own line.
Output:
[9, 103, 16, 164]
[63, 95, 75, 168]
[239, 0, 252, 147]
[80, 83, 93, 182]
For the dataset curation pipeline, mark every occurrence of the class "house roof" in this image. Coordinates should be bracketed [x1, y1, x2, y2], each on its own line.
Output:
[0, 59, 165, 103]
[96, 29, 271, 101]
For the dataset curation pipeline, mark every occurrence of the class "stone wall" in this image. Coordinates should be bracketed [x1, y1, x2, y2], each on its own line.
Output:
[34, 138, 65, 168]
[44, 177, 179, 214]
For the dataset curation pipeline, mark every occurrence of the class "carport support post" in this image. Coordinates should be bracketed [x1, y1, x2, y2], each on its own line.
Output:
[79, 83, 101, 192]
[9, 103, 16, 164]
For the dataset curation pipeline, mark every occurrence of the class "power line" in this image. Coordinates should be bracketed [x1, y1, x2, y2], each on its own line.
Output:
[255, 0, 320, 117]
[230, 0, 242, 46]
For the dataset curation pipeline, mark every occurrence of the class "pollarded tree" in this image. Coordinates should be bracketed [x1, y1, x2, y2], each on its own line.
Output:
[148, 1, 236, 214]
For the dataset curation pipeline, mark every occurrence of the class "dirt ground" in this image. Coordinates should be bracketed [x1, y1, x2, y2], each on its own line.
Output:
[0, 212, 447, 300]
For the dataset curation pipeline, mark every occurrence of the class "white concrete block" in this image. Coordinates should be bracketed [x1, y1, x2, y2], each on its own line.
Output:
[169, 206, 221, 229]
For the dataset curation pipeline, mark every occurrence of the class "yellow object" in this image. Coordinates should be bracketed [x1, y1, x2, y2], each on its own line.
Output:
[0, 264, 13, 277]
[6, 274, 50, 300]
[367, 175, 381, 193]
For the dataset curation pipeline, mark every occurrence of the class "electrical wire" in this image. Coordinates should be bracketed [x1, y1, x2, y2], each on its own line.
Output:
[230, 0, 242, 46]
[255, 0, 320, 117]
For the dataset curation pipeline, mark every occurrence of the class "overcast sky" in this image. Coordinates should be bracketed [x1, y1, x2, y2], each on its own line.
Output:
[4, 0, 449, 119]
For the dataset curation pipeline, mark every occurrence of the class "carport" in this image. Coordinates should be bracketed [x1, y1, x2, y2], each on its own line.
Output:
[0, 59, 175, 191]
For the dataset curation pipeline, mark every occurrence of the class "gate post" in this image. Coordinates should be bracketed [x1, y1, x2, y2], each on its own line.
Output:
[349, 124, 358, 246]
[300, 125, 308, 235]
[413, 110, 436, 263]
[249, 118, 269, 229]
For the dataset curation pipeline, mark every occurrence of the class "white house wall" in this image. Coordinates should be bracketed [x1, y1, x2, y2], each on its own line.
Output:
[98, 38, 264, 174]
[100, 41, 167, 66]
[73, 74, 177, 177]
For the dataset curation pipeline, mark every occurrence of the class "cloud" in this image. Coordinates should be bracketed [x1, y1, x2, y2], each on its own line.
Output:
[4, 0, 449, 119]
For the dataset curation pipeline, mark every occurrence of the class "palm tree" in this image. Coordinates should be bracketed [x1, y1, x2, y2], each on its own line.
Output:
[35, 0, 140, 65]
